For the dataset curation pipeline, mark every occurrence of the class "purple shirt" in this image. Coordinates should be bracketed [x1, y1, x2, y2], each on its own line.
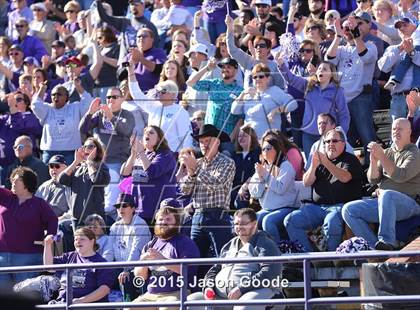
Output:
[13, 34, 48, 63]
[54, 251, 114, 302]
[182, 0, 202, 7]
[0, 188, 58, 253]
[132, 47, 167, 92]
[142, 234, 200, 294]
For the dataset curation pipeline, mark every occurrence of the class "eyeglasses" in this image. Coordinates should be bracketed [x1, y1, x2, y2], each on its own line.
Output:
[323, 139, 343, 145]
[66, 63, 79, 69]
[106, 95, 120, 100]
[254, 43, 268, 49]
[299, 48, 314, 53]
[262, 145, 273, 152]
[234, 220, 253, 226]
[65, 10, 76, 13]
[83, 144, 96, 150]
[156, 88, 168, 95]
[13, 144, 26, 150]
[137, 34, 150, 39]
[356, 0, 367, 3]
[15, 24, 26, 28]
[51, 93, 64, 97]
[253, 73, 268, 80]
[306, 26, 319, 32]
[115, 204, 131, 209]
[49, 164, 61, 169]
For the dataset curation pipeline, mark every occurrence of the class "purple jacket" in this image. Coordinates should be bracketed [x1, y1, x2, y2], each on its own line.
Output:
[0, 188, 58, 253]
[13, 34, 48, 63]
[279, 63, 350, 136]
[0, 112, 41, 166]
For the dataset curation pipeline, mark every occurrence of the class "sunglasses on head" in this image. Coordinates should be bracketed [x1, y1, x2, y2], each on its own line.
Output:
[83, 144, 96, 150]
[254, 43, 267, 49]
[106, 95, 120, 100]
[49, 164, 61, 169]
[299, 48, 314, 53]
[66, 63, 79, 69]
[253, 73, 268, 80]
[115, 204, 131, 209]
[323, 139, 343, 145]
[262, 145, 273, 152]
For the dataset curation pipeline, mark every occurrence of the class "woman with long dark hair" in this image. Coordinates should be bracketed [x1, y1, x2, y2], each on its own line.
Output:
[248, 135, 298, 245]
[120, 125, 177, 224]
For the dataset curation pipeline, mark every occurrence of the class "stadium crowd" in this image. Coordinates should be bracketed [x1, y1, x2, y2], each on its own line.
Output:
[0, 0, 420, 307]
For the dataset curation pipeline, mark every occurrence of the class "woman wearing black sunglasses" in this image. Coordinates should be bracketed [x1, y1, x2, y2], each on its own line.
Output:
[248, 136, 298, 245]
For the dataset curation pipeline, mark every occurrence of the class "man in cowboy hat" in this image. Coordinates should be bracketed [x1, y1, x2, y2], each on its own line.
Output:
[179, 124, 235, 277]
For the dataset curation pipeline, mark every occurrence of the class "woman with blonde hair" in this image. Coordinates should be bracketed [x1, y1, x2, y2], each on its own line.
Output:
[277, 56, 350, 158]
[372, 0, 400, 45]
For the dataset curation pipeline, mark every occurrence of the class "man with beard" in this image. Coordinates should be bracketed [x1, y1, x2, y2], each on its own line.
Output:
[308, 0, 326, 20]
[188, 208, 281, 309]
[342, 118, 420, 251]
[130, 206, 199, 308]
[186, 57, 243, 135]
[284, 128, 363, 252]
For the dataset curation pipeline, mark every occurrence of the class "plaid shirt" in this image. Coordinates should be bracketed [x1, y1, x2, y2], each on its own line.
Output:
[181, 152, 235, 210]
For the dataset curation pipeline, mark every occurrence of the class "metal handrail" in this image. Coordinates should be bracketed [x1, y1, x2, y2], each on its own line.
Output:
[1, 250, 419, 310]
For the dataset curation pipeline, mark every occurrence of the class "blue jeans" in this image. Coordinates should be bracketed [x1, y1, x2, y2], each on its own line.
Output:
[104, 162, 122, 217]
[390, 45, 420, 87]
[302, 132, 320, 160]
[203, 20, 227, 44]
[0, 252, 43, 289]
[42, 150, 75, 165]
[284, 203, 344, 252]
[342, 190, 420, 248]
[347, 92, 376, 160]
[257, 208, 295, 244]
[390, 93, 409, 121]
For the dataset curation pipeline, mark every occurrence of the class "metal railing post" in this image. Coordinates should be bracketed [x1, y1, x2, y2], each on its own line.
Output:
[65, 268, 73, 310]
[303, 259, 312, 310]
[180, 263, 188, 310]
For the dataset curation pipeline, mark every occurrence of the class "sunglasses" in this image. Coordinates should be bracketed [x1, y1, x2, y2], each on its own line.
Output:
[299, 48, 314, 53]
[49, 164, 61, 169]
[115, 204, 131, 209]
[253, 74, 268, 80]
[306, 26, 319, 32]
[13, 144, 26, 150]
[106, 95, 120, 100]
[323, 139, 343, 145]
[65, 10, 76, 13]
[32, 8, 43, 12]
[254, 43, 268, 49]
[66, 63, 79, 69]
[156, 88, 168, 95]
[9, 52, 20, 56]
[83, 144, 96, 150]
[51, 93, 64, 97]
[15, 97, 25, 102]
[15, 24, 26, 28]
[262, 145, 273, 152]
[356, 0, 367, 3]
[137, 34, 150, 39]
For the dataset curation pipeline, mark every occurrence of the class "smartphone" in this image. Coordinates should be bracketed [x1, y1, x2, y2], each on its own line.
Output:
[310, 55, 319, 66]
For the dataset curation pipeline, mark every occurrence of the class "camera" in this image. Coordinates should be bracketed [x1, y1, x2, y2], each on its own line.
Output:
[122, 62, 130, 68]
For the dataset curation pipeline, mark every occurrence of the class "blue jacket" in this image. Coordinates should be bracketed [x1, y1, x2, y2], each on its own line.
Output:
[279, 63, 350, 136]
[13, 35, 48, 63]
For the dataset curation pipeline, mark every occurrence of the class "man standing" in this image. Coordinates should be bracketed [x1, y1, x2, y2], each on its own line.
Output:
[12, 18, 48, 63]
[79, 89, 135, 221]
[284, 128, 364, 252]
[188, 208, 281, 309]
[186, 57, 243, 135]
[179, 124, 235, 272]
[130, 206, 200, 308]
[342, 118, 420, 250]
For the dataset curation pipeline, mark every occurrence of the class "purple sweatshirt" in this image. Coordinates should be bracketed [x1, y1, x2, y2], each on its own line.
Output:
[0, 112, 41, 166]
[279, 63, 350, 136]
[0, 188, 58, 253]
[13, 34, 48, 64]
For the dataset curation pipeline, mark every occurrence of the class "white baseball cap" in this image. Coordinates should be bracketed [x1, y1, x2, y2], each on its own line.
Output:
[185, 43, 209, 58]
[255, 0, 272, 6]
